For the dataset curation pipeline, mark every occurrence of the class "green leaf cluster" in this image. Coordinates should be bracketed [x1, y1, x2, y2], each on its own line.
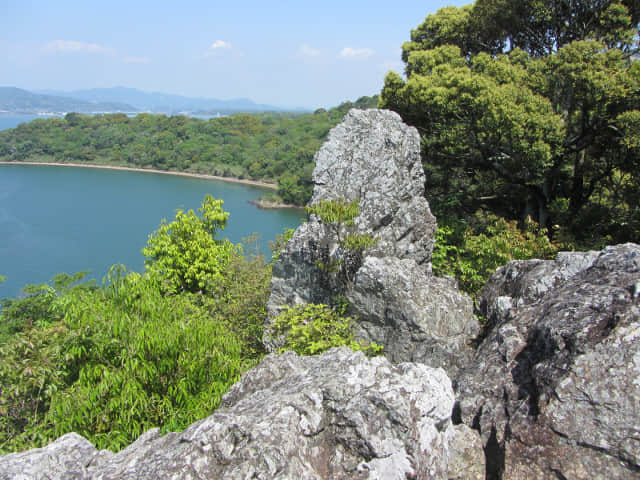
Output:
[142, 195, 237, 294]
[305, 199, 377, 282]
[432, 214, 559, 298]
[381, 1, 640, 245]
[0, 197, 271, 453]
[273, 303, 382, 356]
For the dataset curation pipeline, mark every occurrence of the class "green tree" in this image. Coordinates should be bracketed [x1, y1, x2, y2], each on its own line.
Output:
[381, 1, 640, 243]
[142, 195, 238, 294]
[433, 214, 558, 297]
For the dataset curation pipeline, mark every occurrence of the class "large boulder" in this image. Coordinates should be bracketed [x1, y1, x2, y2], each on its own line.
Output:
[265, 109, 478, 375]
[0, 348, 461, 480]
[455, 243, 640, 479]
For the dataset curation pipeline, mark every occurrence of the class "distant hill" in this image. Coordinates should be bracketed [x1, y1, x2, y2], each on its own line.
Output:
[36, 87, 301, 114]
[0, 87, 137, 114]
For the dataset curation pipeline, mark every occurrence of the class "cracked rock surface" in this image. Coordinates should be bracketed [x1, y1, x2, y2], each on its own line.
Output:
[265, 109, 478, 376]
[455, 243, 640, 479]
[0, 348, 458, 480]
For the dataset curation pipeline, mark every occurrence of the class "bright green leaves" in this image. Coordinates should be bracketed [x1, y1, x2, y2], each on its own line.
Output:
[306, 199, 377, 282]
[0, 197, 273, 453]
[45, 268, 247, 451]
[305, 198, 360, 226]
[403, 5, 479, 62]
[142, 195, 238, 294]
[306, 198, 377, 252]
[273, 304, 382, 356]
[433, 214, 558, 298]
[0, 320, 68, 452]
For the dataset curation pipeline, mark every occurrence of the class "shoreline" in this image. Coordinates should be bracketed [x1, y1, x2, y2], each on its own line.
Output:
[0, 161, 279, 190]
[248, 199, 305, 211]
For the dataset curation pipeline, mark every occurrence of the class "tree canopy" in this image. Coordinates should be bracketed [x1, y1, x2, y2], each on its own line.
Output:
[381, 0, 640, 245]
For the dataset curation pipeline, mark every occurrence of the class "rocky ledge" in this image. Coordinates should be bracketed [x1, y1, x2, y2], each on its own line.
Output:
[455, 243, 640, 479]
[0, 348, 483, 480]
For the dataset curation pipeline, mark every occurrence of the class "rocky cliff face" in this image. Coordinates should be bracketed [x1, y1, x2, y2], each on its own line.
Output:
[454, 243, 640, 479]
[0, 348, 466, 480]
[266, 109, 479, 376]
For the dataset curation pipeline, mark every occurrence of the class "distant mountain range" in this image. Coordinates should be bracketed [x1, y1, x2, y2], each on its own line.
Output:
[0, 87, 137, 115]
[0, 87, 304, 115]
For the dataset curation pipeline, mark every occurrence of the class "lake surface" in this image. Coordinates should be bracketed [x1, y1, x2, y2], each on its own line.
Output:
[0, 164, 305, 299]
[0, 115, 57, 131]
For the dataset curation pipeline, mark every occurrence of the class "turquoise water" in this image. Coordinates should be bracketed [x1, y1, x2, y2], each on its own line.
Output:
[0, 115, 56, 131]
[0, 164, 305, 299]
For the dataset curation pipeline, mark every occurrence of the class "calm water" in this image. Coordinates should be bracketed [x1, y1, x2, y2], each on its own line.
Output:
[0, 115, 56, 131]
[0, 164, 305, 299]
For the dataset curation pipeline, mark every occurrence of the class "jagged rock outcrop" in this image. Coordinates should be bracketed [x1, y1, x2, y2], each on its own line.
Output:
[454, 243, 640, 479]
[0, 348, 461, 480]
[265, 109, 478, 375]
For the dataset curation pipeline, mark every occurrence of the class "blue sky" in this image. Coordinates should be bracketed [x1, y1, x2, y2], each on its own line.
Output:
[1, 0, 468, 109]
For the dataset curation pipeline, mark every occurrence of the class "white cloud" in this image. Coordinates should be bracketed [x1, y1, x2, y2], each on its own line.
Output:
[45, 40, 115, 56]
[204, 40, 234, 57]
[339, 47, 375, 60]
[299, 44, 321, 57]
[210, 40, 232, 50]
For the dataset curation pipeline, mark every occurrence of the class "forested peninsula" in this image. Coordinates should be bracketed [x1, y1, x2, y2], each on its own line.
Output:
[0, 96, 378, 206]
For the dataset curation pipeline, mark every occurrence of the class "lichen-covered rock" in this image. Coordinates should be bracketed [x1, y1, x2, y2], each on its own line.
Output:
[0, 348, 458, 480]
[0, 433, 97, 480]
[265, 109, 479, 375]
[349, 257, 475, 372]
[309, 109, 436, 265]
[447, 425, 485, 480]
[455, 243, 640, 479]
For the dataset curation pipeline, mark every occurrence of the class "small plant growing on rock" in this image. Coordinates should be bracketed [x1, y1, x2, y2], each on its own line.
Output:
[305, 199, 377, 283]
[273, 303, 382, 356]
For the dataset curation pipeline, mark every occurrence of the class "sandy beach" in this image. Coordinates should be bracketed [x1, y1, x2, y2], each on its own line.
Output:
[0, 161, 279, 190]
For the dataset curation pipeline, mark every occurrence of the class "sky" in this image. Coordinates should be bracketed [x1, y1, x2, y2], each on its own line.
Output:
[1, 0, 469, 109]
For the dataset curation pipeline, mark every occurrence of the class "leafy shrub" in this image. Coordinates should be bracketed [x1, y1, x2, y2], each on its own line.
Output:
[0, 272, 94, 343]
[0, 198, 272, 453]
[306, 199, 377, 282]
[273, 303, 382, 356]
[0, 321, 68, 452]
[44, 267, 250, 450]
[142, 195, 239, 294]
[433, 213, 558, 297]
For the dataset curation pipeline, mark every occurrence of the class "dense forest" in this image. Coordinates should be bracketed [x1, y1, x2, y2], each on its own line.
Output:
[0, 96, 378, 205]
[381, 0, 640, 247]
[1, 0, 639, 455]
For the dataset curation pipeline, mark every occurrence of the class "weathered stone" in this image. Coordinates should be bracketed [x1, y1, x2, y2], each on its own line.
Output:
[309, 108, 436, 266]
[447, 425, 485, 480]
[0, 433, 97, 480]
[348, 257, 476, 372]
[0, 348, 458, 480]
[265, 109, 479, 375]
[455, 243, 640, 479]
